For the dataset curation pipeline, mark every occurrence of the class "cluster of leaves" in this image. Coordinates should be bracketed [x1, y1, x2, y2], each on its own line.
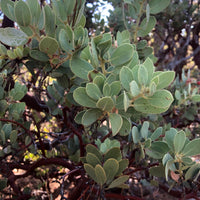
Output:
[0, 0, 200, 199]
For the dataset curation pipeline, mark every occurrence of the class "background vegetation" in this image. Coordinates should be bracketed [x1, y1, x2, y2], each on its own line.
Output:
[0, 0, 200, 199]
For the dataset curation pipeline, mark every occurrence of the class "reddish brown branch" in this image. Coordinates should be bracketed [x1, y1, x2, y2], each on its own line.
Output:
[62, 107, 85, 157]
[105, 193, 143, 200]
[125, 162, 159, 175]
[101, 131, 112, 143]
[0, 118, 29, 132]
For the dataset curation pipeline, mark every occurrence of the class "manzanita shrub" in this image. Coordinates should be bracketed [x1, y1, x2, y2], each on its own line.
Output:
[0, 0, 200, 199]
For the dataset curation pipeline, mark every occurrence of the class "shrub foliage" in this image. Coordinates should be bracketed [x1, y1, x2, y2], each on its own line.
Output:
[0, 0, 200, 199]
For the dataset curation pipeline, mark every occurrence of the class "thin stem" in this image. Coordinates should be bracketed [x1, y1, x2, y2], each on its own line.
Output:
[29, 25, 41, 41]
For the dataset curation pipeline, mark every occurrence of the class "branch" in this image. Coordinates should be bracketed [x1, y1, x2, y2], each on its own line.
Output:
[62, 107, 85, 157]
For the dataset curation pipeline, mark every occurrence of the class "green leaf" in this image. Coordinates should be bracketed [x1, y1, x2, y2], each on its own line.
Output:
[149, 0, 170, 14]
[192, 95, 200, 102]
[86, 153, 101, 167]
[108, 175, 129, 189]
[82, 108, 103, 126]
[1, 0, 15, 21]
[165, 158, 175, 181]
[146, 141, 169, 159]
[97, 33, 112, 57]
[111, 44, 134, 67]
[152, 71, 175, 90]
[138, 65, 148, 86]
[182, 157, 194, 166]
[120, 66, 134, 91]
[174, 131, 186, 153]
[9, 130, 18, 144]
[39, 36, 59, 55]
[151, 127, 163, 141]
[175, 90, 181, 100]
[86, 83, 102, 101]
[0, 43, 7, 55]
[116, 159, 129, 176]
[119, 116, 131, 136]
[74, 110, 85, 124]
[86, 144, 103, 162]
[63, 0, 76, 16]
[103, 158, 119, 183]
[0, 28, 28, 47]
[123, 91, 130, 112]
[164, 128, 177, 150]
[149, 165, 165, 177]
[138, 16, 156, 37]
[29, 50, 49, 62]
[95, 164, 107, 186]
[149, 81, 157, 96]
[110, 81, 121, 96]
[143, 58, 155, 84]
[132, 126, 141, 144]
[91, 38, 99, 68]
[146, 3, 150, 23]
[134, 90, 174, 114]
[104, 147, 122, 161]
[103, 83, 111, 96]
[116, 30, 130, 46]
[27, 0, 41, 26]
[182, 139, 200, 156]
[73, 87, 97, 108]
[93, 76, 105, 91]
[70, 57, 94, 80]
[130, 80, 140, 97]
[162, 153, 174, 166]
[96, 97, 114, 112]
[84, 164, 98, 182]
[141, 121, 149, 139]
[44, 5, 56, 37]
[59, 27, 74, 53]
[185, 164, 200, 181]
[14, 0, 31, 27]
[38, 7, 45, 30]
[25, 136, 31, 146]
[109, 113, 123, 136]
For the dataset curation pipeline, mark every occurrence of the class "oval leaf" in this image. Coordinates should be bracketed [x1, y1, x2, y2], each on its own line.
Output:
[182, 139, 200, 156]
[14, 0, 31, 27]
[95, 164, 107, 186]
[0, 28, 28, 47]
[82, 108, 103, 126]
[116, 159, 129, 176]
[138, 65, 148, 86]
[70, 57, 94, 80]
[96, 97, 114, 112]
[86, 153, 101, 167]
[39, 36, 59, 55]
[86, 144, 103, 162]
[149, 0, 170, 14]
[109, 113, 123, 136]
[174, 131, 186, 153]
[108, 175, 129, 189]
[84, 164, 98, 182]
[111, 44, 134, 67]
[104, 147, 122, 161]
[130, 80, 140, 97]
[103, 158, 119, 183]
[86, 83, 102, 101]
[119, 66, 134, 91]
[73, 87, 97, 108]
